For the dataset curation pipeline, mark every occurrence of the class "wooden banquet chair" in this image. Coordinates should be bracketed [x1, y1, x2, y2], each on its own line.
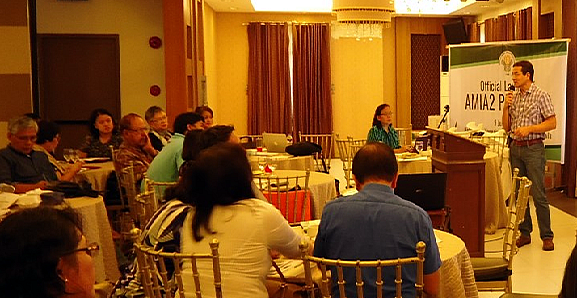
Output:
[395, 125, 413, 147]
[298, 131, 334, 173]
[335, 135, 366, 189]
[133, 188, 164, 229]
[134, 234, 223, 298]
[471, 168, 532, 293]
[239, 134, 263, 149]
[143, 175, 178, 203]
[299, 241, 426, 298]
[254, 170, 311, 224]
[470, 130, 507, 172]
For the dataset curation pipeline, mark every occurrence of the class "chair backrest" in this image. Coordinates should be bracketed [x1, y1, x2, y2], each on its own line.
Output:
[503, 168, 532, 265]
[300, 241, 426, 298]
[111, 145, 140, 221]
[298, 131, 334, 172]
[335, 135, 366, 188]
[134, 238, 223, 298]
[396, 126, 413, 147]
[110, 145, 127, 209]
[239, 134, 263, 149]
[254, 171, 311, 223]
[470, 131, 507, 172]
[143, 176, 178, 203]
[133, 190, 157, 229]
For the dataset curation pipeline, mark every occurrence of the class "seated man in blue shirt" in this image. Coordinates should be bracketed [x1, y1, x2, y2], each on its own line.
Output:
[314, 142, 441, 298]
[0, 116, 58, 193]
[146, 112, 204, 184]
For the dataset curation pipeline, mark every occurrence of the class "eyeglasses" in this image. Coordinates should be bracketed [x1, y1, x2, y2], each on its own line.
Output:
[380, 112, 394, 117]
[63, 242, 100, 257]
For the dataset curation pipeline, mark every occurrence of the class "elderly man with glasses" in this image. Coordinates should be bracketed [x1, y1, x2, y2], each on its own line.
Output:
[0, 116, 58, 193]
[115, 113, 158, 184]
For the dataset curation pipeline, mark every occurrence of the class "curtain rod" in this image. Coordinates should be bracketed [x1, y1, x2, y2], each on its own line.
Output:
[241, 21, 330, 26]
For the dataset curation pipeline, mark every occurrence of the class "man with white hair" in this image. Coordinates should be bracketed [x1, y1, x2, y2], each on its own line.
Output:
[0, 116, 58, 193]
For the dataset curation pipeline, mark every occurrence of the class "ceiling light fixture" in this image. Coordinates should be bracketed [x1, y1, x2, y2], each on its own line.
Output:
[332, 0, 394, 40]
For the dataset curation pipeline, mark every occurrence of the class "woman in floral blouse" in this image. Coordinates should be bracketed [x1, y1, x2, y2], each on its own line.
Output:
[79, 108, 123, 158]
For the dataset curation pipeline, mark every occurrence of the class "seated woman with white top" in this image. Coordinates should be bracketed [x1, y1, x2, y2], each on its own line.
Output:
[180, 143, 307, 298]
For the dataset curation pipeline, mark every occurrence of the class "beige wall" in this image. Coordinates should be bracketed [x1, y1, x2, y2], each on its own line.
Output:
[0, 0, 33, 121]
[36, 0, 165, 117]
[203, 3, 218, 120]
[209, 12, 389, 138]
[541, 0, 563, 38]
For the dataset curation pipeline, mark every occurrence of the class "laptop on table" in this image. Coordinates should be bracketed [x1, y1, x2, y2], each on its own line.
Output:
[394, 173, 447, 211]
[262, 133, 289, 153]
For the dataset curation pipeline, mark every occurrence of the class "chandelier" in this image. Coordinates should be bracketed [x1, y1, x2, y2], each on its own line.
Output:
[332, 0, 395, 40]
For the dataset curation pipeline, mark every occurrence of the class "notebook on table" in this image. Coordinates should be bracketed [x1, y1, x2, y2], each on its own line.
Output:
[262, 133, 289, 153]
[394, 173, 447, 211]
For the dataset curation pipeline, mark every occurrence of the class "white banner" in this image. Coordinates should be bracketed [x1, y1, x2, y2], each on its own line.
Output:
[448, 40, 568, 162]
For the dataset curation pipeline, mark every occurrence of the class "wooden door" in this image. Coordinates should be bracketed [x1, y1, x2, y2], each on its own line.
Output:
[37, 34, 120, 157]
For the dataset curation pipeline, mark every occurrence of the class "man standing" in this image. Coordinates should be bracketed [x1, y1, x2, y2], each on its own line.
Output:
[313, 142, 440, 298]
[116, 113, 158, 183]
[146, 112, 204, 183]
[0, 116, 58, 193]
[502, 60, 556, 251]
[145, 106, 172, 152]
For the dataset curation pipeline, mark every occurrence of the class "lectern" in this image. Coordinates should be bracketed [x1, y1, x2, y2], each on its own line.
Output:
[427, 128, 486, 257]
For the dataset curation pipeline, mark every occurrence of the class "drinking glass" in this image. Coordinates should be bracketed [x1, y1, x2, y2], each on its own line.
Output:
[258, 158, 267, 172]
[267, 159, 278, 173]
[63, 149, 73, 163]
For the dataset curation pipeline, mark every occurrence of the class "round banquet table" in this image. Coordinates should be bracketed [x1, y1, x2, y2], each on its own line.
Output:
[396, 155, 431, 174]
[247, 152, 315, 172]
[434, 229, 479, 298]
[65, 196, 120, 283]
[270, 224, 478, 298]
[259, 170, 337, 219]
[76, 161, 115, 192]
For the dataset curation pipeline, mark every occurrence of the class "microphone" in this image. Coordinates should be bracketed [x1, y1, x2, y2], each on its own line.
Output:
[443, 105, 450, 113]
[508, 85, 515, 92]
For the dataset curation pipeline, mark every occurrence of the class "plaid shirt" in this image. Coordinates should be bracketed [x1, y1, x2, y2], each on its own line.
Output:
[115, 143, 154, 183]
[508, 83, 555, 141]
[367, 125, 400, 149]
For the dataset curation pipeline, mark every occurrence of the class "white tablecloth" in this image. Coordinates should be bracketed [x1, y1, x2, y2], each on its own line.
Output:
[65, 196, 120, 283]
[248, 152, 314, 172]
[77, 161, 115, 192]
[258, 170, 337, 219]
[435, 230, 479, 298]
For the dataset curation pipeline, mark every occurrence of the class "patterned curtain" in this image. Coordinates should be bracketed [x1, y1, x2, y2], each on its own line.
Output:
[247, 23, 292, 134]
[411, 34, 441, 130]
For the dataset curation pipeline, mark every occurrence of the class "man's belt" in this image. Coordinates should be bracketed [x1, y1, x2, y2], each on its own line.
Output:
[512, 138, 543, 146]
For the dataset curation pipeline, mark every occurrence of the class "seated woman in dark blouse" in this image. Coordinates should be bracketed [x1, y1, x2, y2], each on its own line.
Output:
[367, 104, 412, 153]
[79, 108, 123, 158]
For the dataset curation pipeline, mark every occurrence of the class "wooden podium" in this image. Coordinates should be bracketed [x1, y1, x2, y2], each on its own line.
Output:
[427, 128, 486, 257]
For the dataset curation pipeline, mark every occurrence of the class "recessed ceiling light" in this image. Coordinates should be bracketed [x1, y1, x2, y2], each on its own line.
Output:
[251, 0, 332, 12]
[229, 6, 238, 10]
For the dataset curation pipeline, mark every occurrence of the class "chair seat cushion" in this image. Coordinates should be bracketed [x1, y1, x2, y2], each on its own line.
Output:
[470, 257, 511, 281]
[499, 293, 558, 298]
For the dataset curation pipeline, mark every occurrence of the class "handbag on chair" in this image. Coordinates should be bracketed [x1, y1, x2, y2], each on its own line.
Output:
[266, 260, 308, 298]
